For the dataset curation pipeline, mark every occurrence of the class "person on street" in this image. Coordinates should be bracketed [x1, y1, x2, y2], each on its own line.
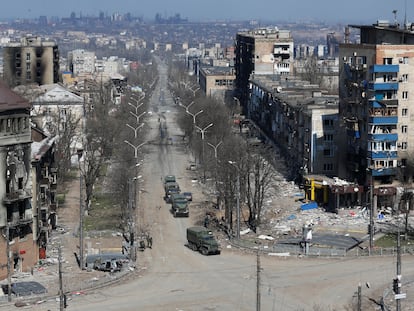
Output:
[147, 235, 153, 248]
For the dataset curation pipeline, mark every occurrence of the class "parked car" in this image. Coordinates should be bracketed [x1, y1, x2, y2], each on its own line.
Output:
[183, 192, 193, 201]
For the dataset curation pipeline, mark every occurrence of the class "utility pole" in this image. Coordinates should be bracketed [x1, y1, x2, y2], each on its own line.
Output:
[195, 123, 213, 183]
[79, 172, 84, 270]
[256, 249, 261, 311]
[128, 179, 136, 262]
[58, 245, 64, 310]
[228, 161, 240, 239]
[236, 172, 240, 240]
[6, 223, 11, 302]
[396, 227, 402, 311]
[369, 172, 374, 255]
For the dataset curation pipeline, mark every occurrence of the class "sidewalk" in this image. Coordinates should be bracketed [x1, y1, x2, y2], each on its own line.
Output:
[0, 173, 128, 307]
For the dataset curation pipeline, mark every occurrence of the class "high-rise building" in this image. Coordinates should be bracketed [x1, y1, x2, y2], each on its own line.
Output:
[68, 49, 96, 76]
[0, 80, 36, 279]
[3, 36, 60, 87]
[235, 27, 294, 111]
[327, 32, 341, 58]
[338, 20, 414, 210]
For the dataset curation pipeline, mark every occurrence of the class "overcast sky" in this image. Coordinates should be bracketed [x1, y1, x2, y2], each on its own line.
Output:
[1, 0, 412, 24]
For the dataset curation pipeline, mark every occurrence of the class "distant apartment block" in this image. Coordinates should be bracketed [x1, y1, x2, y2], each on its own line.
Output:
[248, 75, 339, 179]
[339, 20, 414, 212]
[0, 80, 36, 279]
[327, 32, 341, 58]
[199, 66, 235, 100]
[68, 49, 96, 76]
[235, 27, 294, 111]
[3, 36, 59, 87]
[95, 56, 129, 76]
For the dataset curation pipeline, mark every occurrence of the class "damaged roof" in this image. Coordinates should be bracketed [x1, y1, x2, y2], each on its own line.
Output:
[0, 80, 31, 113]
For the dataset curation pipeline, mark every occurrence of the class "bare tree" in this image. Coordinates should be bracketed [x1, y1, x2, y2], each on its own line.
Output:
[301, 56, 323, 86]
[54, 110, 81, 180]
[244, 145, 276, 232]
[81, 82, 117, 211]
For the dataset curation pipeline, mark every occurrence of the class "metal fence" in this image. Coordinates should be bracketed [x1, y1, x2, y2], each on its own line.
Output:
[230, 238, 414, 258]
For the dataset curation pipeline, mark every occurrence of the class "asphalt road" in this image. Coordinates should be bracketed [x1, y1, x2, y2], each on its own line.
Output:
[41, 59, 414, 311]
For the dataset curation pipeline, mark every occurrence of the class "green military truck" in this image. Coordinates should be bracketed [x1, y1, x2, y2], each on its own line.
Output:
[163, 175, 176, 184]
[186, 226, 221, 255]
[164, 181, 180, 202]
[170, 193, 189, 217]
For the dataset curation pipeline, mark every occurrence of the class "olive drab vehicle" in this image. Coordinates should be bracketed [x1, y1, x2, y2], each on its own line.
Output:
[186, 226, 221, 255]
[170, 193, 189, 217]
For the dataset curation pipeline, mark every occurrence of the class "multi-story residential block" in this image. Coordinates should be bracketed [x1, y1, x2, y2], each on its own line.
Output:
[3, 36, 59, 87]
[235, 27, 294, 111]
[68, 49, 96, 76]
[198, 66, 235, 100]
[338, 20, 414, 213]
[247, 75, 363, 210]
[249, 75, 338, 178]
[327, 32, 341, 58]
[31, 129, 57, 260]
[0, 80, 36, 279]
[31, 83, 85, 152]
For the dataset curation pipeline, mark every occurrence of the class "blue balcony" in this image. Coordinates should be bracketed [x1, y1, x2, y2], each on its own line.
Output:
[368, 116, 398, 125]
[369, 150, 398, 159]
[371, 99, 398, 107]
[369, 82, 399, 91]
[371, 167, 397, 177]
[371, 64, 399, 73]
[368, 133, 398, 142]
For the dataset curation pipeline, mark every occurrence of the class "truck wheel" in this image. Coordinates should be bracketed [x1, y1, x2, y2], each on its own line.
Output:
[201, 248, 208, 255]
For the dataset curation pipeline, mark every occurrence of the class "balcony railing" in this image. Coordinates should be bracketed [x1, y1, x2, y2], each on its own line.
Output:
[368, 133, 398, 142]
[368, 82, 399, 91]
[371, 167, 397, 177]
[371, 64, 399, 73]
[368, 150, 398, 159]
[368, 116, 398, 125]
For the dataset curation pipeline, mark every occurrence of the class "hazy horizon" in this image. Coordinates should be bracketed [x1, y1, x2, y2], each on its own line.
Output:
[0, 0, 412, 25]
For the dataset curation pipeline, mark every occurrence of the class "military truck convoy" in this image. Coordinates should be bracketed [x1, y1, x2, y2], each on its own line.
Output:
[163, 175, 189, 216]
[164, 175, 180, 203]
[163, 176, 220, 255]
[186, 226, 221, 255]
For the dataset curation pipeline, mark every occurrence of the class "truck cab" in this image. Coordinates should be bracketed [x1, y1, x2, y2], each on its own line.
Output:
[170, 193, 189, 217]
[164, 181, 180, 202]
[163, 175, 176, 185]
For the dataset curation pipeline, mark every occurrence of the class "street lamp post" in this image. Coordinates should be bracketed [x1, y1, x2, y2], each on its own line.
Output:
[130, 111, 146, 124]
[207, 141, 222, 159]
[189, 109, 203, 125]
[207, 141, 223, 198]
[195, 123, 213, 182]
[367, 164, 382, 255]
[182, 101, 203, 125]
[124, 141, 146, 159]
[128, 101, 145, 115]
[127, 177, 137, 262]
[130, 93, 145, 105]
[228, 161, 240, 240]
[369, 171, 374, 254]
[126, 123, 144, 138]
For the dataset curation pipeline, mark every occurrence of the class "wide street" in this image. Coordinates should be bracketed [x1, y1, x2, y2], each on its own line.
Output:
[30, 59, 414, 311]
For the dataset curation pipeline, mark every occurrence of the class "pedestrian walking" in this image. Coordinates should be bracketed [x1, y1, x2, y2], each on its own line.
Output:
[147, 235, 153, 248]
[204, 215, 210, 228]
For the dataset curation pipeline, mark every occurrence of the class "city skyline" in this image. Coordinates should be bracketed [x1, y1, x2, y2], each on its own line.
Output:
[1, 0, 412, 24]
